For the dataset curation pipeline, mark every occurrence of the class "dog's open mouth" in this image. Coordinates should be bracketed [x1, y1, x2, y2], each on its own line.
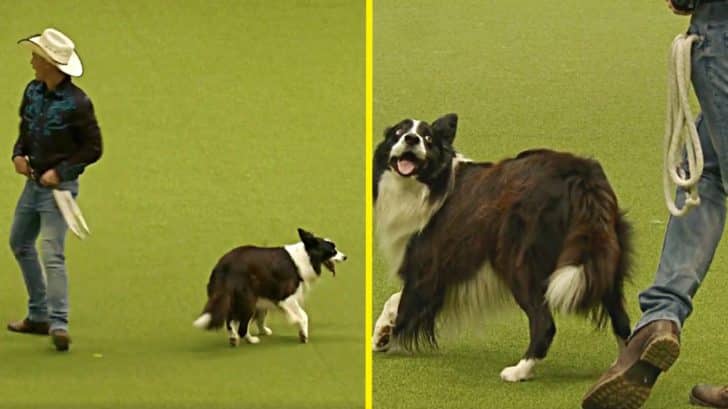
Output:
[389, 152, 423, 177]
[323, 260, 336, 276]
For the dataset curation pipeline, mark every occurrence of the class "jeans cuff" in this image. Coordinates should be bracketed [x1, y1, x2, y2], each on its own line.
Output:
[633, 314, 682, 336]
[49, 323, 68, 333]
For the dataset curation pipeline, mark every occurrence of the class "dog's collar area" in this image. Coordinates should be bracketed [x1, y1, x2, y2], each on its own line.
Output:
[284, 242, 319, 283]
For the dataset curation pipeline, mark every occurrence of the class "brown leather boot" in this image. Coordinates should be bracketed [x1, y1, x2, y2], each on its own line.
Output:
[7, 318, 50, 335]
[690, 384, 728, 408]
[50, 329, 71, 352]
[581, 320, 680, 409]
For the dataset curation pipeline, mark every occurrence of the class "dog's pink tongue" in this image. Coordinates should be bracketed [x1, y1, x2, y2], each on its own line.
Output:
[397, 159, 416, 175]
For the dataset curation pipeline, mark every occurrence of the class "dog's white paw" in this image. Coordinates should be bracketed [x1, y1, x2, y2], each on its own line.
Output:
[245, 335, 261, 344]
[260, 326, 273, 336]
[298, 330, 308, 343]
[499, 359, 536, 382]
[372, 325, 392, 352]
[373, 292, 400, 352]
[229, 337, 240, 347]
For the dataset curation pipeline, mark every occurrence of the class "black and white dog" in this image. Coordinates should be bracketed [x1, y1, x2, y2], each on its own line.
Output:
[372, 114, 632, 382]
[194, 228, 347, 346]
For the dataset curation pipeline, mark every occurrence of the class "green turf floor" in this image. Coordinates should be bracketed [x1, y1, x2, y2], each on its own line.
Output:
[0, 1, 364, 408]
[373, 1, 728, 409]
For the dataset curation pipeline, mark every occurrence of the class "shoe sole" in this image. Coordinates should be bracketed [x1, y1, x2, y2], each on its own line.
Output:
[582, 335, 680, 409]
[52, 334, 71, 352]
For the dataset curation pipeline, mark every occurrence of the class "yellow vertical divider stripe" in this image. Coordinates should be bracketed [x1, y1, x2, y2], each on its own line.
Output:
[365, 0, 373, 408]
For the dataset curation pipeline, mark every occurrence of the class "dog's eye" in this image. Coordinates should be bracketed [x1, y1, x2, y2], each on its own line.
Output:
[395, 128, 404, 136]
[424, 135, 432, 144]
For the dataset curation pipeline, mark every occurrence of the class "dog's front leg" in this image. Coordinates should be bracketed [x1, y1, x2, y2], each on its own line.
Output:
[372, 291, 401, 352]
[279, 297, 309, 343]
[228, 320, 241, 347]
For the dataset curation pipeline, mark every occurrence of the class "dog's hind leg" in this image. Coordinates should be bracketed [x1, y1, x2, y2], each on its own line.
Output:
[279, 296, 309, 343]
[501, 292, 556, 382]
[254, 308, 272, 336]
[238, 309, 259, 345]
[372, 291, 401, 352]
[232, 293, 259, 344]
[603, 291, 631, 357]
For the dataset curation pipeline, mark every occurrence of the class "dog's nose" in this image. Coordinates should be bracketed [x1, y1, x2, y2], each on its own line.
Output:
[404, 134, 420, 146]
[343, 254, 348, 261]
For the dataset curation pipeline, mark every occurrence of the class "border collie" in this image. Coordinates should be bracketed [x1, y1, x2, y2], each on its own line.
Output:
[193, 228, 347, 346]
[371, 114, 632, 382]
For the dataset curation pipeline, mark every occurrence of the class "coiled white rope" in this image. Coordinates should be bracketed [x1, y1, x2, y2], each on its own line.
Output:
[664, 33, 703, 217]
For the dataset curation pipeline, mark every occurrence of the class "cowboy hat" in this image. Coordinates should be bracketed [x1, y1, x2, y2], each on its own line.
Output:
[18, 28, 83, 77]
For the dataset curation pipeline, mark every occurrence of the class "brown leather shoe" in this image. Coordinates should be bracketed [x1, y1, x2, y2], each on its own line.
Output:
[690, 384, 728, 408]
[50, 329, 71, 351]
[7, 318, 50, 335]
[581, 320, 680, 409]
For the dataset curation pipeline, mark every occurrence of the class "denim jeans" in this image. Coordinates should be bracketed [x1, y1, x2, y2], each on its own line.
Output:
[9, 178, 79, 332]
[635, 2, 728, 334]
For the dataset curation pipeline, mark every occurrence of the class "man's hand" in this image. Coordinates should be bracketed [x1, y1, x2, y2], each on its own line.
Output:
[666, 0, 693, 15]
[40, 169, 60, 187]
[13, 156, 30, 176]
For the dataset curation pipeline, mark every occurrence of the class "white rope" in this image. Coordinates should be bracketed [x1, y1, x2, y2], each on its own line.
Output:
[53, 189, 90, 240]
[663, 33, 703, 217]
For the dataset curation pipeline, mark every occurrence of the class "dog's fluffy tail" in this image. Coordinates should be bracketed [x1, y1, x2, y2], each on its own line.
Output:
[546, 162, 632, 324]
[193, 268, 233, 330]
[193, 313, 212, 329]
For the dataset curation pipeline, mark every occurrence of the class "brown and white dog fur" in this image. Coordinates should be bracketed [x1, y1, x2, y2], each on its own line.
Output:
[194, 228, 346, 346]
[371, 114, 632, 382]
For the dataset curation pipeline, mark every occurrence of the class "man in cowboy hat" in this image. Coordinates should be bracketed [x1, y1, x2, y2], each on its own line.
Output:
[7, 28, 102, 351]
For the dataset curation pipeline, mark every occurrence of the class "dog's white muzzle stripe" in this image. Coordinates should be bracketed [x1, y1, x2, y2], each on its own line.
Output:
[390, 119, 426, 161]
[390, 138, 426, 161]
[332, 251, 347, 262]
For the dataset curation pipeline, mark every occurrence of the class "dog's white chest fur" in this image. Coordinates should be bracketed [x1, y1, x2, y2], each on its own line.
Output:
[374, 156, 469, 275]
[284, 242, 318, 283]
[375, 172, 440, 275]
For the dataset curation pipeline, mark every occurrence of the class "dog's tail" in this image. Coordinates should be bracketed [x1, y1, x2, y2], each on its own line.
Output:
[193, 267, 234, 330]
[545, 161, 632, 325]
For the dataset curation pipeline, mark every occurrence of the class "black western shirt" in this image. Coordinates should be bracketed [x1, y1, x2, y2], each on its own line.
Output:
[12, 77, 103, 182]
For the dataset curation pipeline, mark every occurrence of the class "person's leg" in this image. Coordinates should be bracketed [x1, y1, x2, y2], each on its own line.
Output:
[684, 8, 728, 402]
[583, 12, 728, 408]
[635, 116, 727, 333]
[634, 4, 728, 330]
[690, 6, 728, 198]
[8, 181, 47, 327]
[37, 180, 78, 343]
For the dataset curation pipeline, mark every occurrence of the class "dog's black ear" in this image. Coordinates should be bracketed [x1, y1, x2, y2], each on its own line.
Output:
[297, 228, 316, 245]
[432, 113, 458, 144]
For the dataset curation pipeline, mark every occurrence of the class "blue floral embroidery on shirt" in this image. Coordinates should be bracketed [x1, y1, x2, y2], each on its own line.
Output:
[23, 81, 77, 137]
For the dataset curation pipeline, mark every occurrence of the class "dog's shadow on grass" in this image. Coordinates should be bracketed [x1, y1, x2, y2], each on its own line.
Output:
[374, 343, 607, 385]
[183, 330, 361, 356]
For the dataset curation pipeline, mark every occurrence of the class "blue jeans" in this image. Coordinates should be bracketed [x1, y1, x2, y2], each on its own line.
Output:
[636, 2, 728, 334]
[9, 178, 79, 332]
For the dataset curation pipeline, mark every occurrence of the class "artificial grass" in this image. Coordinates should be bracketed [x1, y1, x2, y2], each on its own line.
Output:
[373, 1, 728, 408]
[0, 1, 364, 408]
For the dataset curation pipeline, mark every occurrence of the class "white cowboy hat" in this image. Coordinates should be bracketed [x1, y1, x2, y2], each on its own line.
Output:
[18, 28, 83, 77]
